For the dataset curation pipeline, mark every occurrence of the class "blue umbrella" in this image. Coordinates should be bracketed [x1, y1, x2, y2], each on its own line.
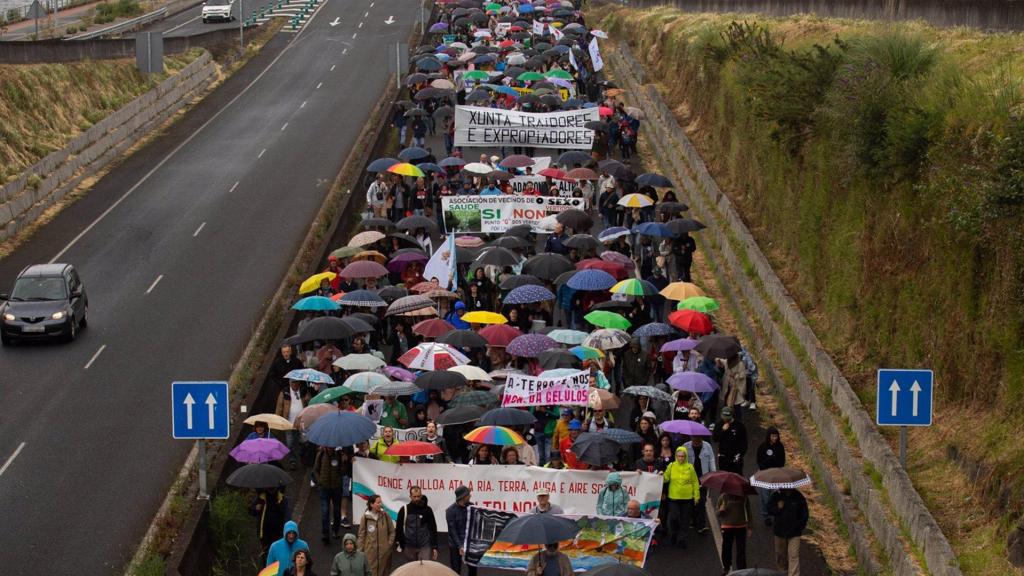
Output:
[284, 368, 335, 386]
[567, 269, 617, 291]
[516, 3, 534, 12]
[306, 411, 377, 447]
[416, 59, 442, 72]
[473, 53, 498, 64]
[634, 322, 678, 338]
[429, 21, 448, 32]
[337, 290, 387, 308]
[599, 428, 644, 445]
[635, 172, 673, 188]
[484, 83, 520, 97]
[367, 157, 400, 172]
[399, 146, 429, 161]
[292, 295, 341, 312]
[632, 222, 676, 238]
[505, 284, 555, 305]
[439, 156, 467, 167]
[552, 44, 571, 53]
[598, 226, 630, 242]
[417, 162, 443, 173]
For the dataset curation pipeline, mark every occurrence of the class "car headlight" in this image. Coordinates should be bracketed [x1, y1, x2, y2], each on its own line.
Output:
[51, 311, 65, 320]
[2, 313, 14, 321]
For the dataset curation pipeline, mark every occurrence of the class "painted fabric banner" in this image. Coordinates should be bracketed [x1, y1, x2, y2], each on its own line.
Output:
[508, 175, 576, 196]
[502, 369, 589, 408]
[463, 506, 657, 571]
[453, 106, 601, 149]
[352, 458, 663, 531]
[441, 195, 584, 233]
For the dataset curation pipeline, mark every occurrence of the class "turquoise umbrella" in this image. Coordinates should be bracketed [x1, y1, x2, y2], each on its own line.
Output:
[292, 295, 341, 311]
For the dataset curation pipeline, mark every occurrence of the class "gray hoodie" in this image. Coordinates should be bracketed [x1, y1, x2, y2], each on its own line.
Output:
[330, 534, 370, 576]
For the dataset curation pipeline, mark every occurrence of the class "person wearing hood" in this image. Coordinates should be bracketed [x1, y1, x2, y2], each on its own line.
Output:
[330, 534, 370, 576]
[683, 435, 716, 534]
[596, 471, 629, 516]
[266, 520, 309, 576]
[769, 488, 809, 575]
[445, 301, 471, 329]
[756, 426, 786, 524]
[396, 486, 439, 561]
[253, 489, 288, 559]
[358, 495, 395, 576]
[663, 446, 699, 548]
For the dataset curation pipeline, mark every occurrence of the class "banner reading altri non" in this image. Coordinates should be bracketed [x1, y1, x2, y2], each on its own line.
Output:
[352, 458, 663, 531]
[441, 195, 584, 233]
[454, 105, 601, 149]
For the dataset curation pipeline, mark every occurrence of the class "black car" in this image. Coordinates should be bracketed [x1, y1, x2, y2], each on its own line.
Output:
[1, 263, 88, 345]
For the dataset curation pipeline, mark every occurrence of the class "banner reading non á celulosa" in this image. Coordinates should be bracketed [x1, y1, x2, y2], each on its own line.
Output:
[502, 369, 589, 408]
[454, 105, 601, 149]
[441, 195, 584, 233]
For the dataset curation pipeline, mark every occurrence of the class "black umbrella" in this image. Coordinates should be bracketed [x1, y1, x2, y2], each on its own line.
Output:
[466, 89, 491, 103]
[506, 224, 533, 239]
[563, 234, 602, 253]
[439, 329, 488, 348]
[609, 164, 635, 182]
[666, 218, 707, 235]
[433, 105, 455, 119]
[480, 407, 537, 426]
[558, 150, 592, 166]
[416, 370, 468, 390]
[367, 157, 400, 172]
[406, 72, 428, 84]
[499, 274, 544, 290]
[489, 236, 529, 250]
[291, 317, 354, 343]
[378, 285, 408, 302]
[724, 571, 786, 576]
[398, 146, 430, 161]
[523, 253, 574, 280]
[538, 348, 581, 370]
[397, 215, 438, 232]
[349, 312, 379, 326]
[585, 120, 608, 132]
[403, 108, 427, 119]
[497, 513, 580, 545]
[582, 565, 652, 576]
[539, 94, 563, 108]
[226, 463, 293, 489]
[635, 172, 673, 188]
[339, 316, 374, 334]
[416, 58, 443, 72]
[657, 201, 689, 214]
[555, 209, 592, 231]
[552, 269, 576, 286]
[436, 405, 487, 425]
[591, 299, 632, 312]
[360, 217, 396, 230]
[598, 158, 625, 173]
[487, 170, 513, 181]
[455, 246, 481, 263]
[571, 432, 622, 467]
[695, 334, 742, 360]
[473, 247, 520, 268]
[387, 232, 420, 246]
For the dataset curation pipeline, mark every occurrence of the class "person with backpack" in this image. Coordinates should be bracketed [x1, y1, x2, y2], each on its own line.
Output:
[396, 486, 439, 561]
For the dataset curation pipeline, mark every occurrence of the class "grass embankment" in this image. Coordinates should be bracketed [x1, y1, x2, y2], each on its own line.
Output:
[0, 49, 201, 182]
[595, 5, 1024, 573]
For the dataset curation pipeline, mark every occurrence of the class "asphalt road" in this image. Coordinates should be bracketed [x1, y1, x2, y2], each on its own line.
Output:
[0, 5, 413, 574]
[139, 0, 278, 38]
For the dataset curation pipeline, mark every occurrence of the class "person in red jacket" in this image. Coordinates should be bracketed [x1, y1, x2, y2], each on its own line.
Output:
[559, 420, 588, 470]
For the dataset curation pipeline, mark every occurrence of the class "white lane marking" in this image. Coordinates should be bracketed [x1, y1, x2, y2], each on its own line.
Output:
[165, 14, 201, 34]
[0, 442, 26, 478]
[229, 180, 239, 193]
[330, 64, 336, 71]
[145, 275, 164, 294]
[358, 21, 363, 28]
[47, 28, 321, 264]
[258, 148, 266, 158]
[193, 222, 206, 237]
[281, 122, 289, 131]
[84, 344, 106, 370]
[370, 2, 374, 6]
[316, 82, 323, 89]
[363, 10, 368, 16]
[352, 31, 357, 39]
[342, 48, 348, 55]
[300, 100, 307, 109]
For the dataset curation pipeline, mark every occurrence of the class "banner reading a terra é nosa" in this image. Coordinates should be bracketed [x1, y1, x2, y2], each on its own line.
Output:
[502, 369, 589, 408]
[441, 195, 584, 233]
[454, 105, 601, 149]
[352, 458, 664, 532]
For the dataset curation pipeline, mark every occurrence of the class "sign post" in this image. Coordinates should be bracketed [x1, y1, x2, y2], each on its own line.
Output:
[875, 369, 933, 468]
[172, 381, 230, 498]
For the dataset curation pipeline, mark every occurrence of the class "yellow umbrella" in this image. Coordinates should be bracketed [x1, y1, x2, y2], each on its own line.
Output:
[299, 271, 337, 294]
[243, 413, 294, 431]
[659, 281, 706, 301]
[461, 311, 508, 324]
[354, 250, 387, 263]
[618, 193, 654, 208]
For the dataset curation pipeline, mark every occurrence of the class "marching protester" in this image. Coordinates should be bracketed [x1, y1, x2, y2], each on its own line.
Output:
[395, 486, 439, 561]
[357, 496, 395, 576]
[445, 485, 477, 576]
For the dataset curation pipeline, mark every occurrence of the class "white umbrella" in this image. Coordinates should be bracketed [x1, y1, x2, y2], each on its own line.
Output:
[333, 353, 386, 371]
[583, 329, 630, 350]
[343, 371, 390, 393]
[449, 365, 492, 382]
[463, 162, 493, 174]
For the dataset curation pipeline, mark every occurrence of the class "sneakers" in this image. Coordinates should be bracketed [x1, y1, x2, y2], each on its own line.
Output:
[341, 516, 351, 528]
[749, 402, 757, 410]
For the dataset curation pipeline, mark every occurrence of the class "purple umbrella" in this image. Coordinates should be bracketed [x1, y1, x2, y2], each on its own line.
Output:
[383, 366, 415, 382]
[230, 438, 290, 463]
[505, 284, 556, 305]
[506, 333, 559, 358]
[660, 337, 699, 353]
[387, 251, 429, 272]
[660, 419, 712, 436]
[634, 322, 677, 338]
[340, 260, 389, 278]
[430, 21, 448, 32]
[667, 371, 719, 393]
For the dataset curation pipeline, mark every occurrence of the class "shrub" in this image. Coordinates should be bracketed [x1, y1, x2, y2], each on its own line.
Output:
[209, 491, 257, 574]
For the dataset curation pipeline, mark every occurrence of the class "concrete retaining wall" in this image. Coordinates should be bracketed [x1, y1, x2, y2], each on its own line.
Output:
[608, 43, 961, 576]
[0, 28, 238, 63]
[0, 51, 217, 242]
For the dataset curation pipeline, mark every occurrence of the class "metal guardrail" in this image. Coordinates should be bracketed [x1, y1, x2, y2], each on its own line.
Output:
[65, 5, 166, 39]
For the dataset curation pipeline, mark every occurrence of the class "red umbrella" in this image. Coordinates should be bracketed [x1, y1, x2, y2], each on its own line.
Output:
[410, 280, 441, 293]
[537, 168, 575, 181]
[576, 258, 627, 279]
[384, 440, 443, 457]
[669, 309, 713, 335]
[340, 260, 389, 278]
[700, 471, 756, 496]
[567, 167, 598, 180]
[498, 39, 517, 49]
[479, 324, 523, 347]
[413, 318, 455, 338]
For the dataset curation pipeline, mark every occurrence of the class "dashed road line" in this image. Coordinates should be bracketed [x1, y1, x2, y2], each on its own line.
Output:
[229, 180, 240, 193]
[0, 442, 26, 478]
[352, 31, 357, 39]
[330, 64, 336, 71]
[258, 148, 266, 158]
[358, 21, 363, 28]
[342, 48, 348, 55]
[193, 222, 206, 237]
[281, 122, 289, 131]
[145, 275, 164, 294]
[301, 100, 307, 109]
[316, 82, 323, 89]
[84, 344, 106, 370]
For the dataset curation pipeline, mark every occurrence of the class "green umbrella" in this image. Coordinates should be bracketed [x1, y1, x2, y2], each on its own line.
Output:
[545, 69, 574, 80]
[677, 296, 720, 313]
[584, 310, 632, 330]
[309, 386, 356, 405]
[517, 71, 546, 82]
[463, 70, 490, 81]
[485, 2, 502, 10]
[330, 245, 363, 259]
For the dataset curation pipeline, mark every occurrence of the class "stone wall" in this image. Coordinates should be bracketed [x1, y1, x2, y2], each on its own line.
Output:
[0, 28, 239, 63]
[0, 51, 217, 242]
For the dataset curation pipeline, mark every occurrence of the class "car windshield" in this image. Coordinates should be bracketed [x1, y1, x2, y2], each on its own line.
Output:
[208, 0, 230, 6]
[10, 276, 67, 301]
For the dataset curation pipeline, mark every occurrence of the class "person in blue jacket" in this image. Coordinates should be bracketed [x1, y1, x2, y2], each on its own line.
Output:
[445, 301, 471, 329]
[266, 520, 309, 575]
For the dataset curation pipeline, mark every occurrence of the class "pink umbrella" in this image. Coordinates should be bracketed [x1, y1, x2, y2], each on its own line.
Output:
[383, 365, 416, 382]
[660, 337, 699, 353]
[229, 438, 290, 463]
[340, 260, 389, 278]
[661, 419, 712, 436]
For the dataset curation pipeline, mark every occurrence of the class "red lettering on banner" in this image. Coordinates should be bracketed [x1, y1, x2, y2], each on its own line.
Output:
[590, 483, 603, 494]
[479, 500, 505, 510]
[498, 480, 528, 492]
[379, 476, 404, 489]
[407, 478, 446, 490]
[512, 501, 534, 513]
[569, 482, 587, 494]
[512, 208, 545, 219]
[476, 480, 493, 491]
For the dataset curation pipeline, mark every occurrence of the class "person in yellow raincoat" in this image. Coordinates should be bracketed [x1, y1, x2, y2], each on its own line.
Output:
[663, 446, 700, 549]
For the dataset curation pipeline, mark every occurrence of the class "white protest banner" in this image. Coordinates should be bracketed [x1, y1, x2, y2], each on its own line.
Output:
[589, 37, 604, 72]
[532, 20, 545, 36]
[454, 105, 601, 149]
[495, 22, 511, 37]
[549, 25, 563, 42]
[531, 156, 552, 171]
[569, 48, 579, 71]
[509, 176, 575, 197]
[502, 369, 589, 407]
[441, 195, 584, 233]
[352, 458, 664, 531]
[423, 233, 455, 288]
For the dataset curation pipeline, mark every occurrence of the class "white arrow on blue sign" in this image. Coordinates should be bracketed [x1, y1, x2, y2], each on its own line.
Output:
[171, 381, 230, 439]
[876, 369, 933, 426]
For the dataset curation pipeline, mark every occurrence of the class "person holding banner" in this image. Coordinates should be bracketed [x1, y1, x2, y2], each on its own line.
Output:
[445, 485, 477, 576]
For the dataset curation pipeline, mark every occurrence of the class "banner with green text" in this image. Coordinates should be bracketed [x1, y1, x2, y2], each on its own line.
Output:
[441, 195, 584, 233]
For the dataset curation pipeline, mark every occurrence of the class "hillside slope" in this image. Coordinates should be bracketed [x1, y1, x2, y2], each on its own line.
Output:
[595, 6, 1024, 573]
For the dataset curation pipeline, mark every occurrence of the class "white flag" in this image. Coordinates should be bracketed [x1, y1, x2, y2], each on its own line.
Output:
[550, 25, 563, 41]
[532, 20, 545, 36]
[568, 48, 579, 70]
[588, 37, 603, 72]
[424, 234, 455, 289]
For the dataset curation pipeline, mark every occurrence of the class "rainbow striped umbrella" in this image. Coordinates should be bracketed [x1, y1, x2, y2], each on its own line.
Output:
[463, 425, 525, 446]
[569, 345, 604, 360]
[387, 162, 426, 177]
[610, 278, 659, 297]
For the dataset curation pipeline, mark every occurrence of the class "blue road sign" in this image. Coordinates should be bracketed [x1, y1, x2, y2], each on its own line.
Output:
[171, 381, 230, 439]
[876, 369, 933, 426]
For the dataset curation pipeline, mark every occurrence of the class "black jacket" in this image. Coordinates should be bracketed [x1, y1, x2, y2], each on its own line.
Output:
[756, 428, 786, 470]
[445, 502, 470, 552]
[769, 490, 809, 538]
[713, 419, 748, 458]
[396, 496, 439, 549]
[633, 457, 665, 474]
